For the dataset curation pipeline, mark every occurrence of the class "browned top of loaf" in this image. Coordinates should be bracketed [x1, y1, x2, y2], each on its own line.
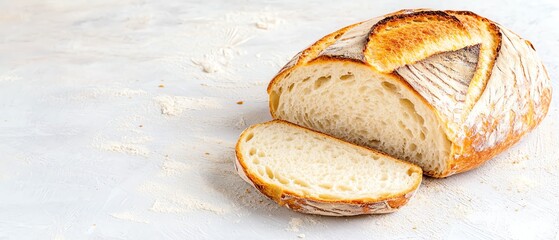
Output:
[365, 11, 477, 73]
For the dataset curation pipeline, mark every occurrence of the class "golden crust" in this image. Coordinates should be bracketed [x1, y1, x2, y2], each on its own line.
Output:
[365, 11, 474, 73]
[235, 120, 422, 216]
[265, 9, 552, 178]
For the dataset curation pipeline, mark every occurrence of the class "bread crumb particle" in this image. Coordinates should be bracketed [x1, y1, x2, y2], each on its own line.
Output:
[158, 84, 165, 88]
[236, 101, 244, 105]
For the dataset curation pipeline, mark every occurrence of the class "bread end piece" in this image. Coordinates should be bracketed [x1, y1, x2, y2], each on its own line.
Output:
[235, 120, 422, 216]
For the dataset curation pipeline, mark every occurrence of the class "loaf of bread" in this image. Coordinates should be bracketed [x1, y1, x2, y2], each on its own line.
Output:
[267, 9, 552, 177]
[235, 120, 422, 216]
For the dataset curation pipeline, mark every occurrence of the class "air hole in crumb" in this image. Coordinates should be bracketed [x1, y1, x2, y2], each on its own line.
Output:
[358, 86, 368, 93]
[270, 91, 280, 113]
[258, 152, 265, 157]
[294, 179, 309, 187]
[319, 183, 333, 189]
[405, 129, 413, 137]
[419, 132, 426, 140]
[302, 77, 311, 82]
[337, 185, 352, 191]
[417, 115, 425, 124]
[409, 143, 417, 151]
[416, 153, 423, 159]
[339, 73, 354, 81]
[400, 98, 415, 112]
[284, 72, 291, 79]
[381, 174, 388, 181]
[407, 168, 415, 176]
[249, 148, 256, 156]
[245, 133, 254, 142]
[286, 137, 294, 141]
[373, 89, 384, 96]
[265, 166, 274, 179]
[381, 81, 398, 92]
[288, 83, 295, 92]
[314, 76, 332, 89]
[252, 158, 260, 164]
[277, 174, 289, 184]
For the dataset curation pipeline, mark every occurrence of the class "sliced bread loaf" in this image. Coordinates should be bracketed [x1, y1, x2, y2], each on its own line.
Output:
[235, 120, 422, 216]
[268, 10, 551, 177]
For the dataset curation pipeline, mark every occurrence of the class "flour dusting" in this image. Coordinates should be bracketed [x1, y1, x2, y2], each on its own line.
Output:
[68, 88, 147, 101]
[235, 116, 247, 130]
[154, 95, 222, 116]
[160, 160, 191, 177]
[96, 142, 150, 157]
[92, 135, 152, 157]
[111, 212, 150, 224]
[287, 218, 304, 232]
[140, 182, 229, 215]
[150, 198, 226, 215]
[191, 58, 221, 73]
[254, 13, 285, 30]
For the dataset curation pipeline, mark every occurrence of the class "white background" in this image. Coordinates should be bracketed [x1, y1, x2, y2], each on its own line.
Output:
[0, 0, 558, 239]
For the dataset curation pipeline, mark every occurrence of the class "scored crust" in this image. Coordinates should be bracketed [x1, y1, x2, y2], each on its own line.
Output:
[234, 120, 422, 216]
[266, 9, 552, 178]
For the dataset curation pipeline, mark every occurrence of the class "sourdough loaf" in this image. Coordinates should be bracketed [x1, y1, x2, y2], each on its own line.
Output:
[267, 9, 552, 177]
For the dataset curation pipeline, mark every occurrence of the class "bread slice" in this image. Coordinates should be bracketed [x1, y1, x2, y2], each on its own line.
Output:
[235, 120, 422, 216]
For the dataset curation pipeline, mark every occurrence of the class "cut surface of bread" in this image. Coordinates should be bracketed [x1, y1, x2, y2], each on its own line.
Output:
[235, 120, 422, 216]
[270, 60, 451, 175]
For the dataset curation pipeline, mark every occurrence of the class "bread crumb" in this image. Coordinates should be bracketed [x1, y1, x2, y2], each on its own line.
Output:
[297, 234, 305, 238]
[236, 101, 244, 105]
[158, 84, 165, 88]
[286, 218, 303, 232]
[205, 152, 210, 155]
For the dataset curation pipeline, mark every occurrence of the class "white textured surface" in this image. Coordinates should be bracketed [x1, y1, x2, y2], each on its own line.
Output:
[0, 0, 558, 239]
